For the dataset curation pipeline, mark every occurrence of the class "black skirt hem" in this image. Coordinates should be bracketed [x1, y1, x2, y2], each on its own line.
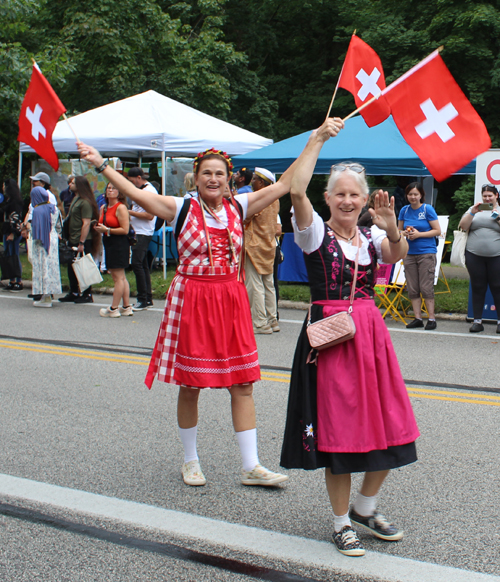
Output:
[280, 308, 418, 474]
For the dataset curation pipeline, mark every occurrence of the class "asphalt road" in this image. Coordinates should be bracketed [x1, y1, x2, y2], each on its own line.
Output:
[1, 290, 499, 581]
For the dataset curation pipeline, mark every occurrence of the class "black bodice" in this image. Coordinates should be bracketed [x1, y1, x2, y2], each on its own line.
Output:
[303, 224, 378, 302]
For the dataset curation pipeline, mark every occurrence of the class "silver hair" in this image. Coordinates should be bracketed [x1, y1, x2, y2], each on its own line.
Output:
[326, 168, 369, 198]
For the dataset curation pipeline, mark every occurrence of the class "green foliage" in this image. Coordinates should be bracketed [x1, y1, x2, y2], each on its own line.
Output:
[0, 1, 74, 176]
[450, 175, 475, 231]
[2, 0, 500, 201]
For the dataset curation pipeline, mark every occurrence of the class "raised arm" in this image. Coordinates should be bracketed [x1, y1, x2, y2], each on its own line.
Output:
[289, 118, 344, 230]
[245, 118, 344, 219]
[458, 201, 482, 232]
[370, 191, 408, 263]
[77, 143, 178, 222]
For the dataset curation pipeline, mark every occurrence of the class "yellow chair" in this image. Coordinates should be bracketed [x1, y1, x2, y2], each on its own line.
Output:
[374, 261, 409, 325]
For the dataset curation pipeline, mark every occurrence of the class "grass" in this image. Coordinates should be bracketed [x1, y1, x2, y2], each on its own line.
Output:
[14, 250, 470, 313]
[279, 264, 470, 315]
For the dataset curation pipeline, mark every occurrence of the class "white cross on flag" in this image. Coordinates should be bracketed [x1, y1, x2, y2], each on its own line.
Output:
[383, 51, 491, 182]
[338, 34, 391, 127]
[18, 64, 66, 170]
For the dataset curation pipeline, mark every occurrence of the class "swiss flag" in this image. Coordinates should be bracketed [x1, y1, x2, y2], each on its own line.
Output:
[18, 64, 66, 171]
[383, 52, 491, 182]
[338, 35, 391, 127]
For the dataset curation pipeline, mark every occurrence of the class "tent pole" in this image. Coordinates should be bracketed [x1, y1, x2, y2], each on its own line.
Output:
[162, 148, 167, 279]
[17, 148, 23, 188]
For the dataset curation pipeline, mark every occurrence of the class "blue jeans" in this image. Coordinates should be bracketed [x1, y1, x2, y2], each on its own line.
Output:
[3, 235, 22, 282]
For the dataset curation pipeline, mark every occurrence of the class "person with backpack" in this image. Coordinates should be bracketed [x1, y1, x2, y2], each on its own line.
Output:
[76, 122, 344, 489]
[398, 182, 441, 330]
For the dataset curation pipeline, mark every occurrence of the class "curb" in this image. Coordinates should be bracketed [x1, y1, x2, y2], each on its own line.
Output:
[9, 280, 468, 321]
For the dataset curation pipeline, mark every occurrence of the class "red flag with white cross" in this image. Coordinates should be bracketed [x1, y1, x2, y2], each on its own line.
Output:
[18, 63, 66, 171]
[338, 35, 391, 127]
[383, 51, 491, 182]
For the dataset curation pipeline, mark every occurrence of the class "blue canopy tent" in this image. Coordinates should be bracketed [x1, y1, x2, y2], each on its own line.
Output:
[234, 115, 476, 283]
[233, 115, 476, 176]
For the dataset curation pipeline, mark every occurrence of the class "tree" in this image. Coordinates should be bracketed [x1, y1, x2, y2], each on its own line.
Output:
[0, 1, 74, 176]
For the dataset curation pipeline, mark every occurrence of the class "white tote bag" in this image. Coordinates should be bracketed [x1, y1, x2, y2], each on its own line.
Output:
[72, 253, 103, 292]
[27, 234, 33, 265]
[450, 229, 467, 268]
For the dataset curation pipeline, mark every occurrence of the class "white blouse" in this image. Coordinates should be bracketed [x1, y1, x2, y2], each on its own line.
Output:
[292, 210, 387, 265]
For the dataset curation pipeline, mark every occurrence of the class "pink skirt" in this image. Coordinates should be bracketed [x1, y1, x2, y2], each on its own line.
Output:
[316, 299, 420, 453]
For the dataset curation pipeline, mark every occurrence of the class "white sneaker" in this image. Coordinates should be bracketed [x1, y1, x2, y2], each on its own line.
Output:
[99, 307, 121, 318]
[241, 464, 288, 486]
[119, 305, 134, 316]
[33, 294, 52, 308]
[181, 460, 206, 486]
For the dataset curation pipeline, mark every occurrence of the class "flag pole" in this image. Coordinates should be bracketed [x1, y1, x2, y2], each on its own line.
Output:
[325, 30, 356, 120]
[341, 46, 444, 122]
[31, 58, 80, 143]
[62, 113, 80, 144]
[343, 94, 379, 122]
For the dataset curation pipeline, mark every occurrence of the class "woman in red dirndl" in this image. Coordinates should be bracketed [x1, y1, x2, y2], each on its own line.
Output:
[77, 136, 337, 488]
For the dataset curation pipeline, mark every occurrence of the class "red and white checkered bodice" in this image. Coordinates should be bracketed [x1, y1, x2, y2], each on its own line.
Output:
[176, 198, 243, 276]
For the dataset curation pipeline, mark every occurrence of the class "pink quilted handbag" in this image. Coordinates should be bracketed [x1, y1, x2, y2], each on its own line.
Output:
[306, 310, 356, 350]
[306, 228, 360, 351]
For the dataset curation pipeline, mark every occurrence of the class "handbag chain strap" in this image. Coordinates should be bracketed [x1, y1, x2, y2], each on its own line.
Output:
[308, 227, 360, 325]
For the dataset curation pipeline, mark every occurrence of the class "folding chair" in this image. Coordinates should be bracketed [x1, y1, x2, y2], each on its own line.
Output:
[374, 261, 409, 325]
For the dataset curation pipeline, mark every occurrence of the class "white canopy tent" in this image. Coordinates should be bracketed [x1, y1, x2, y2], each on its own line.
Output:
[19, 90, 273, 276]
[19, 89, 273, 158]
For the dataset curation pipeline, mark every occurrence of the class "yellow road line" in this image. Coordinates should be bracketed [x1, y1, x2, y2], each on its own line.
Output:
[260, 371, 291, 378]
[407, 392, 500, 407]
[0, 340, 149, 365]
[261, 374, 290, 383]
[1, 340, 499, 406]
[0, 340, 148, 361]
[407, 385, 500, 401]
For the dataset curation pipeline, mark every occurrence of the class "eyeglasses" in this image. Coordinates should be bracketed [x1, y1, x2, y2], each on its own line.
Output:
[331, 163, 365, 174]
[482, 183, 498, 192]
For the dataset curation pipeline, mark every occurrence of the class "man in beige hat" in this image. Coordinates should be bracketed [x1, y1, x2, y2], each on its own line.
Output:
[244, 168, 281, 334]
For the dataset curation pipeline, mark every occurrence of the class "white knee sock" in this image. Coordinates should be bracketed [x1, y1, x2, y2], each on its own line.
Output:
[354, 492, 377, 517]
[236, 428, 259, 472]
[333, 512, 351, 533]
[178, 426, 198, 463]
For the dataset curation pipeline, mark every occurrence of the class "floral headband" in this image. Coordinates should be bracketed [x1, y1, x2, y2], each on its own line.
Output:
[193, 148, 233, 175]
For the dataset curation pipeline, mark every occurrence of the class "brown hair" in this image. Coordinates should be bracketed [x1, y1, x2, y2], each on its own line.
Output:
[105, 182, 127, 205]
[405, 182, 425, 203]
[193, 148, 232, 176]
[74, 176, 101, 256]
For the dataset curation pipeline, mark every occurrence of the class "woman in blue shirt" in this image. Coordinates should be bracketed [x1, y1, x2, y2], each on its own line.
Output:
[398, 183, 441, 330]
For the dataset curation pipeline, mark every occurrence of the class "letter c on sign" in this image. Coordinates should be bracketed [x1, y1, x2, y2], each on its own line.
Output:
[486, 160, 500, 185]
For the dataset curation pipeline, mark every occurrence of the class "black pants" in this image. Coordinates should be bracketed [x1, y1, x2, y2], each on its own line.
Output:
[68, 240, 93, 296]
[465, 250, 500, 320]
[132, 234, 153, 303]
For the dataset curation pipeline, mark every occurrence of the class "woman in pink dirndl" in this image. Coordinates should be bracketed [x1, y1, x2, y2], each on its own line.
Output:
[280, 119, 420, 557]
[78, 131, 342, 488]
